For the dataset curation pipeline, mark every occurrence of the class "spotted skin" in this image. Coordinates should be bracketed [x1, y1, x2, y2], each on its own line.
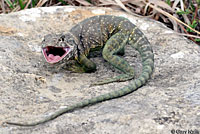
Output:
[5, 15, 154, 126]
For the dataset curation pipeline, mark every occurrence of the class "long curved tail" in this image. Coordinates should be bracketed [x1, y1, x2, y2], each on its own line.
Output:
[5, 29, 154, 126]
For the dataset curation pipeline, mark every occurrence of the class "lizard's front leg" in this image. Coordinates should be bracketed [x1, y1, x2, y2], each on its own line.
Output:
[64, 54, 96, 73]
[77, 54, 97, 73]
[64, 60, 87, 73]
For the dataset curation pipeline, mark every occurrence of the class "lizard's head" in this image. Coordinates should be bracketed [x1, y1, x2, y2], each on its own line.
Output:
[41, 33, 78, 64]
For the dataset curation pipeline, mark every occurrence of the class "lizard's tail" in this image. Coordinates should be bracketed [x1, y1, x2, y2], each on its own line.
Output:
[5, 31, 154, 127]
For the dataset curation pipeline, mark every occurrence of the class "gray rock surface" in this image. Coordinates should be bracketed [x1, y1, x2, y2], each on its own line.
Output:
[0, 6, 199, 134]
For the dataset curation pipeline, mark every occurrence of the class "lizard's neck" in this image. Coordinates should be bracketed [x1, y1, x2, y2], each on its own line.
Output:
[64, 32, 80, 60]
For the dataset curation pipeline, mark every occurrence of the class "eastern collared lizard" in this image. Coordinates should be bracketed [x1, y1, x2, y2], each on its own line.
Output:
[5, 15, 154, 126]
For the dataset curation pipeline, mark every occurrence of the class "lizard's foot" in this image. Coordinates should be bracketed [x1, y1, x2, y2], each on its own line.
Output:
[65, 65, 86, 73]
[64, 60, 87, 73]
[90, 74, 134, 87]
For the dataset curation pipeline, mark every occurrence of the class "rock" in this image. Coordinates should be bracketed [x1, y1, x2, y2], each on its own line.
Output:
[0, 6, 199, 134]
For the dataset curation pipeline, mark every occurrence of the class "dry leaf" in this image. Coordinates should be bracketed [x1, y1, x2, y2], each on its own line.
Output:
[149, 0, 174, 12]
[0, 26, 16, 35]
[99, 0, 117, 5]
[114, 0, 132, 13]
[128, 0, 145, 8]
[75, 0, 92, 6]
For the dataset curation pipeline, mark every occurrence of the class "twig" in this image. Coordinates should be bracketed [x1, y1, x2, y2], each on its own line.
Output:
[162, 32, 200, 39]
[178, 23, 196, 42]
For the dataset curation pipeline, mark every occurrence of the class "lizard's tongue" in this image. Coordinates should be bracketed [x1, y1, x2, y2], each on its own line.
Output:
[47, 54, 62, 63]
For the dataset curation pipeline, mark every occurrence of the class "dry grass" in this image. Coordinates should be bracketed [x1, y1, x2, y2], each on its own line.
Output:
[0, 0, 199, 44]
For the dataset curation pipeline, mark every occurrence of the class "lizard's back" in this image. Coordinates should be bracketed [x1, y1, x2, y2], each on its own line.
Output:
[70, 15, 142, 55]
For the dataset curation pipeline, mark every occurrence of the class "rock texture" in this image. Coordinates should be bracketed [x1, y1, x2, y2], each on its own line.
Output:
[0, 6, 199, 134]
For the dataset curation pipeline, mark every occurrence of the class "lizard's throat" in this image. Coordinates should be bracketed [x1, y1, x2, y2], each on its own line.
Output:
[42, 46, 71, 64]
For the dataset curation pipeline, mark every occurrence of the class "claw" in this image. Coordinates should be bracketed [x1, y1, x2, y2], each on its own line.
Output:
[89, 81, 109, 87]
[89, 75, 134, 87]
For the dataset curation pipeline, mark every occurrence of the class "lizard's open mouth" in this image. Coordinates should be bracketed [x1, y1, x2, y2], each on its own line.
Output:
[42, 46, 71, 64]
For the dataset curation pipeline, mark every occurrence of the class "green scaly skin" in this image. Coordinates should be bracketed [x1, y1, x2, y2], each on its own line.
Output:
[5, 15, 154, 126]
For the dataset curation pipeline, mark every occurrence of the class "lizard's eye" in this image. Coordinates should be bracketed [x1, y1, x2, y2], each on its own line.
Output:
[58, 35, 65, 42]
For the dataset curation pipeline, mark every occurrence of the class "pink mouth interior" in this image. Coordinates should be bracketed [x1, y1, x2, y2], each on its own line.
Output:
[42, 46, 70, 64]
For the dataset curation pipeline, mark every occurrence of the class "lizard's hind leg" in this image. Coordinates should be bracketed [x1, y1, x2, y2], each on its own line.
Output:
[91, 32, 135, 86]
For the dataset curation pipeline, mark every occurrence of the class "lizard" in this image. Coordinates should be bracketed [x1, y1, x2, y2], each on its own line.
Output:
[5, 15, 154, 126]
